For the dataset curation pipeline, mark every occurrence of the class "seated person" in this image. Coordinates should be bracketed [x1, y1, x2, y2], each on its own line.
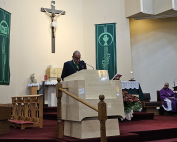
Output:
[61, 51, 87, 80]
[160, 83, 177, 113]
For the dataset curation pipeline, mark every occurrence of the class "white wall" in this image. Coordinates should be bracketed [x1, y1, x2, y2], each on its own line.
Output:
[141, 0, 154, 14]
[0, 0, 84, 103]
[125, 0, 141, 17]
[154, 0, 172, 14]
[83, 0, 132, 81]
[0, 0, 132, 104]
[130, 17, 177, 101]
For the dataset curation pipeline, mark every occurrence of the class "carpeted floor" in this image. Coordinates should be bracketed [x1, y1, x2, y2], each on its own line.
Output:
[0, 119, 139, 142]
[0, 119, 60, 142]
[144, 138, 177, 142]
[1, 115, 177, 142]
[120, 115, 177, 141]
[120, 115, 177, 132]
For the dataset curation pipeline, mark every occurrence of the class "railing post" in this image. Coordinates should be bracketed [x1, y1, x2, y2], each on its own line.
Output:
[56, 78, 63, 138]
[98, 95, 107, 142]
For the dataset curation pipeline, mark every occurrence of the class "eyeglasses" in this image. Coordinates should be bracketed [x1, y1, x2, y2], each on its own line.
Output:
[164, 85, 169, 86]
[73, 57, 80, 60]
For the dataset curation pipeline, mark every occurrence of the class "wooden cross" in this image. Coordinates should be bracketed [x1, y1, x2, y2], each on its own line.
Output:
[41, 1, 65, 53]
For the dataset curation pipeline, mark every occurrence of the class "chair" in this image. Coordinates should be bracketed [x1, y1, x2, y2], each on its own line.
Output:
[156, 91, 162, 102]
[156, 90, 177, 115]
[141, 93, 162, 115]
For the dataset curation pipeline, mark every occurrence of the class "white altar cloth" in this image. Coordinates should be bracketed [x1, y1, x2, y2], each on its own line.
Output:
[41, 81, 57, 107]
[121, 81, 139, 89]
[28, 83, 39, 87]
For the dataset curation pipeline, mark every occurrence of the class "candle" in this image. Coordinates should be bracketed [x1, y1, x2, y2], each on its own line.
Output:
[130, 71, 134, 80]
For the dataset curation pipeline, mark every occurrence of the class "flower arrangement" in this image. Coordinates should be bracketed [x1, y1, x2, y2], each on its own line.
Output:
[122, 91, 142, 113]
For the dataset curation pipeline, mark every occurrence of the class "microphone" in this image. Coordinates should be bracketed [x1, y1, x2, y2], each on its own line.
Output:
[80, 58, 94, 70]
[85, 62, 94, 70]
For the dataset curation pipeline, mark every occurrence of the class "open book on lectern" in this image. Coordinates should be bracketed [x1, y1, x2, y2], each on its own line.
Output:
[111, 73, 122, 80]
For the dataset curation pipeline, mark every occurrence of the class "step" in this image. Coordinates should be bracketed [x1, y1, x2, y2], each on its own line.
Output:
[43, 112, 57, 120]
[136, 128, 177, 141]
[132, 112, 154, 121]
[143, 137, 177, 142]
[43, 107, 57, 112]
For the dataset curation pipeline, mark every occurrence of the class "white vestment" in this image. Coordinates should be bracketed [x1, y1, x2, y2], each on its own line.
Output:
[162, 98, 172, 111]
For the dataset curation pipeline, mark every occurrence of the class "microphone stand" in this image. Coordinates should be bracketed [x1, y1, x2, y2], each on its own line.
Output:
[85, 63, 94, 70]
[80, 58, 94, 70]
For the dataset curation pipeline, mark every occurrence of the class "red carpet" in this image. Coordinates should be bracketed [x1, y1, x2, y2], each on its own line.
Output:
[1, 112, 177, 142]
[144, 138, 177, 142]
[0, 119, 60, 142]
[43, 107, 57, 120]
[120, 115, 177, 141]
[120, 115, 177, 132]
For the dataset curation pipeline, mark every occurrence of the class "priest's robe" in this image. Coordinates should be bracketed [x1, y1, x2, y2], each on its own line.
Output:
[160, 88, 177, 112]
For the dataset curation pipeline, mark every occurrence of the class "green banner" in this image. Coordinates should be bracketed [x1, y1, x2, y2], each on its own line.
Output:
[96, 23, 117, 79]
[0, 8, 11, 85]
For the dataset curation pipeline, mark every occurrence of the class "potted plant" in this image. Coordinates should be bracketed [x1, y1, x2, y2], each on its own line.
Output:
[122, 91, 142, 120]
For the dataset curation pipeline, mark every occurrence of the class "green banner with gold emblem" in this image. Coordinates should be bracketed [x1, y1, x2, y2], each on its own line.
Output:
[96, 23, 117, 79]
[0, 8, 11, 85]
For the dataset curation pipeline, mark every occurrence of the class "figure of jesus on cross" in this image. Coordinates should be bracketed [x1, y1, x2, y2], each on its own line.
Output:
[44, 9, 64, 37]
[41, 1, 65, 53]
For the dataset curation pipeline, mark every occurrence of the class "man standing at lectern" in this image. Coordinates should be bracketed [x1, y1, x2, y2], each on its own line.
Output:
[61, 51, 87, 80]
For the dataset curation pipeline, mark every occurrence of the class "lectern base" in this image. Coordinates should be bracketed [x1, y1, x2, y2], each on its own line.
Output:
[64, 118, 119, 139]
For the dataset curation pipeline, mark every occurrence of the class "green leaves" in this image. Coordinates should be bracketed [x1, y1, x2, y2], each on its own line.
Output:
[123, 91, 142, 114]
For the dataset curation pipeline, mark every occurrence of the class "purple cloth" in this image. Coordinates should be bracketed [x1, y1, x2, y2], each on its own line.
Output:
[160, 88, 177, 112]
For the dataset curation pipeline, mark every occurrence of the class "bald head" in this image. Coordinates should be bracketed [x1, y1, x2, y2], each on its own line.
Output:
[73, 51, 80, 56]
[164, 82, 169, 89]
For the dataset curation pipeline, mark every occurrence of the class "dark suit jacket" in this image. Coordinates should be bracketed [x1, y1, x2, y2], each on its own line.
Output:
[61, 60, 87, 80]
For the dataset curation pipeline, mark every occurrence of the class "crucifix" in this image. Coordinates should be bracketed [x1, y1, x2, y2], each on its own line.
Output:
[41, 1, 65, 53]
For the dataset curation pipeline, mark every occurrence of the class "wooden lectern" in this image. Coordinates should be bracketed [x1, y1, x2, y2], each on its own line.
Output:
[62, 70, 124, 139]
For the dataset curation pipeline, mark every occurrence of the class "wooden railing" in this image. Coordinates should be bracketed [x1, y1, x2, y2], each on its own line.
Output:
[9, 95, 43, 130]
[56, 78, 107, 142]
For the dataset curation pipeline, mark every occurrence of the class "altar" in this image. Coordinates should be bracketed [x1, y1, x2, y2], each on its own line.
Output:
[43, 65, 62, 106]
[43, 81, 58, 107]
[121, 81, 144, 101]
